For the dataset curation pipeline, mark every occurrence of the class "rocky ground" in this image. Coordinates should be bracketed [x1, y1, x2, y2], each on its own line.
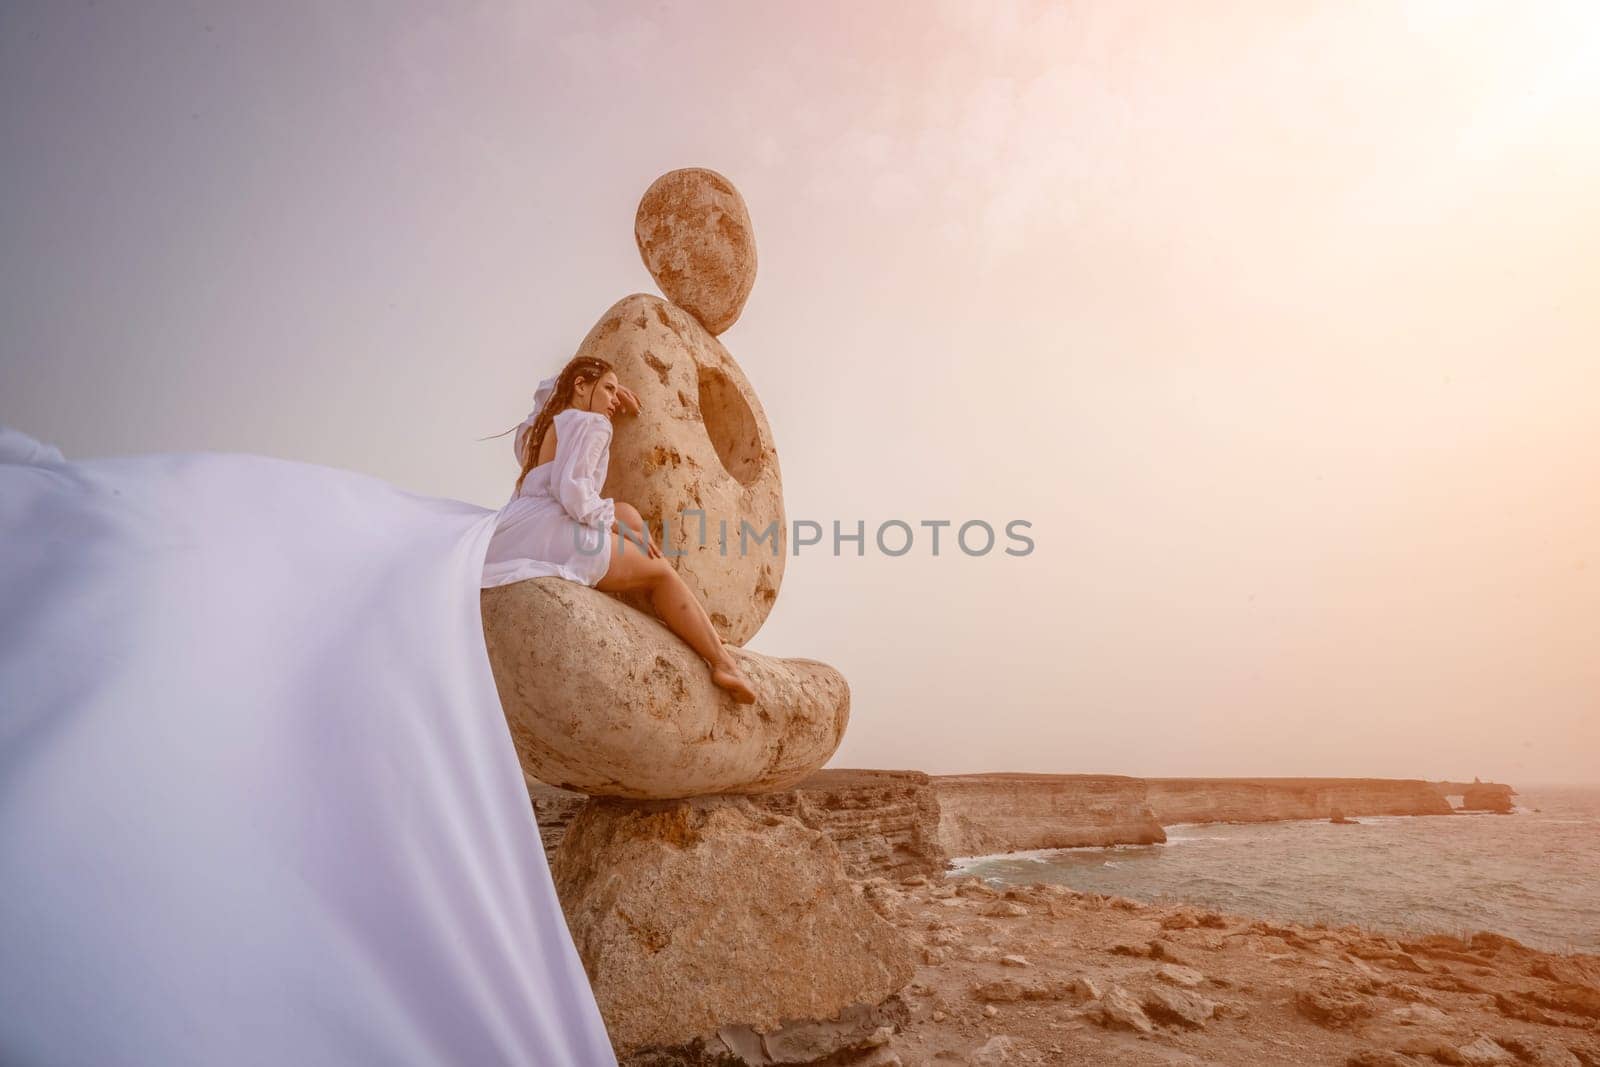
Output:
[847, 874, 1600, 1067]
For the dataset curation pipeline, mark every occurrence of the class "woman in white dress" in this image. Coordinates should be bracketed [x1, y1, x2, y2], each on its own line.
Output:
[482, 355, 757, 704]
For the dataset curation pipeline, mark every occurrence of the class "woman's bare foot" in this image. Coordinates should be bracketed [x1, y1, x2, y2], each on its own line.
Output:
[710, 655, 757, 704]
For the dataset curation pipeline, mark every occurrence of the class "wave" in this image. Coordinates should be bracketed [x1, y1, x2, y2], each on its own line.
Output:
[948, 841, 1167, 869]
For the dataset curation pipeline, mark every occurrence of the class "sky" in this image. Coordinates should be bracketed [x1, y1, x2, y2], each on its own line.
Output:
[3, 1, 1596, 783]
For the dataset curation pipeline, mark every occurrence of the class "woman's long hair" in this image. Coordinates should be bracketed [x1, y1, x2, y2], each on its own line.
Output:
[496, 355, 614, 498]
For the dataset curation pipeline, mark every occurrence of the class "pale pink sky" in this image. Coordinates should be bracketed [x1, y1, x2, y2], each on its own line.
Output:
[3, 2, 1596, 782]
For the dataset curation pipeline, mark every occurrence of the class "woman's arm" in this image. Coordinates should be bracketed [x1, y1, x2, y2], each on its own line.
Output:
[551, 411, 617, 531]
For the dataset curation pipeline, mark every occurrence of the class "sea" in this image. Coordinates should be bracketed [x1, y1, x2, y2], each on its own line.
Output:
[949, 786, 1600, 955]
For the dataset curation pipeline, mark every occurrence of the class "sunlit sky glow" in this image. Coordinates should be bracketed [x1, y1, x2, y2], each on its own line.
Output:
[3, 1, 1596, 783]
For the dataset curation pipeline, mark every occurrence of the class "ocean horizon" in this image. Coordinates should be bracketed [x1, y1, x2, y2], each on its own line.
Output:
[951, 785, 1600, 955]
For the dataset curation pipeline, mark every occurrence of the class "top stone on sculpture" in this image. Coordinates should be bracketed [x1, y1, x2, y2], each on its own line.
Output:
[635, 167, 758, 337]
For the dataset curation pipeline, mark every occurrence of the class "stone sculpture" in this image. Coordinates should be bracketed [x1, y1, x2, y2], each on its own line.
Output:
[480, 167, 913, 1061]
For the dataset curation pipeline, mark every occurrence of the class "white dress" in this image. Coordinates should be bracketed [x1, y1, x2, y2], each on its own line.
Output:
[0, 421, 619, 1066]
[481, 380, 617, 590]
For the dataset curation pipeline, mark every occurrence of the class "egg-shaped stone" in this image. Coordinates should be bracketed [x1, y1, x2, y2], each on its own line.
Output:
[634, 167, 757, 336]
[577, 291, 783, 647]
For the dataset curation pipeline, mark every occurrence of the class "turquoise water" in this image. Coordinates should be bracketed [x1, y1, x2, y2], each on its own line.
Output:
[950, 786, 1600, 954]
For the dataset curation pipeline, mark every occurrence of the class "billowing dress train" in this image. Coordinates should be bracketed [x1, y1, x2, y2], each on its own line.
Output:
[0, 421, 619, 1065]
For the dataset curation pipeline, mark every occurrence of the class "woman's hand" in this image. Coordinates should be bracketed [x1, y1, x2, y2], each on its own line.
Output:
[613, 517, 663, 558]
[616, 384, 642, 417]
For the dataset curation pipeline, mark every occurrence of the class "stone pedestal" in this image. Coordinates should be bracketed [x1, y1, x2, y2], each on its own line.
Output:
[550, 796, 917, 1059]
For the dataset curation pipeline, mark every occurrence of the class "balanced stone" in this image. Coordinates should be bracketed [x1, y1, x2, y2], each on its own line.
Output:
[574, 291, 784, 647]
[634, 166, 757, 335]
[481, 578, 847, 799]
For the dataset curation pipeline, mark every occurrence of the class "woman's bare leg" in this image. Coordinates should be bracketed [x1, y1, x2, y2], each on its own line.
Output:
[612, 501, 652, 557]
[649, 570, 756, 702]
[595, 525, 756, 704]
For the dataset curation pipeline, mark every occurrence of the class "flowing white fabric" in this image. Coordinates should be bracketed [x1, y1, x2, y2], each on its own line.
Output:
[0, 424, 619, 1067]
[482, 401, 616, 591]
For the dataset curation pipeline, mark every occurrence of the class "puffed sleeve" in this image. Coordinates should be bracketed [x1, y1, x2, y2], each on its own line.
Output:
[551, 409, 617, 531]
[512, 375, 559, 463]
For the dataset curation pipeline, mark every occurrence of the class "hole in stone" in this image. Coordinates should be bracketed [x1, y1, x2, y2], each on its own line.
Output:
[697, 364, 764, 486]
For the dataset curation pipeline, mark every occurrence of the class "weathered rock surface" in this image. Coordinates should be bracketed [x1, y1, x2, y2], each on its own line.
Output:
[710, 998, 907, 1066]
[934, 774, 1166, 857]
[527, 773, 587, 860]
[1095, 985, 1155, 1034]
[1155, 963, 1206, 988]
[1432, 779, 1518, 808]
[1145, 777, 1455, 824]
[751, 769, 945, 882]
[572, 291, 784, 646]
[531, 769, 946, 882]
[482, 578, 846, 798]
[1141, 983, 1216, 1028]
[1459, 783, 1517, 813]
[859, 876, 1597, 1067]
[635, 167, 757, 336]
[969, 1034, 1024, 1065]
[550, 796, 916, 1056]
[1296, 978, 1377, 1028]
[622, 998, 909, 1066]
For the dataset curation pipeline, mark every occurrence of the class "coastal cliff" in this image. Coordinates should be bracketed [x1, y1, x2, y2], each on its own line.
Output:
[1460, 783, 1517, 813]
[1433, 779, 1518, 813]
[534, 772, 1515, 877]
[754, 769, 945, 881]
[1145, 777, 1453, 824]
[934, 774, 1167, 858]
[529, 768, 945, 881]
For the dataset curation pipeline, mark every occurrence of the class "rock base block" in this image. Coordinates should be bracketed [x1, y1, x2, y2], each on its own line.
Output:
[550, 795, 917, 1057]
